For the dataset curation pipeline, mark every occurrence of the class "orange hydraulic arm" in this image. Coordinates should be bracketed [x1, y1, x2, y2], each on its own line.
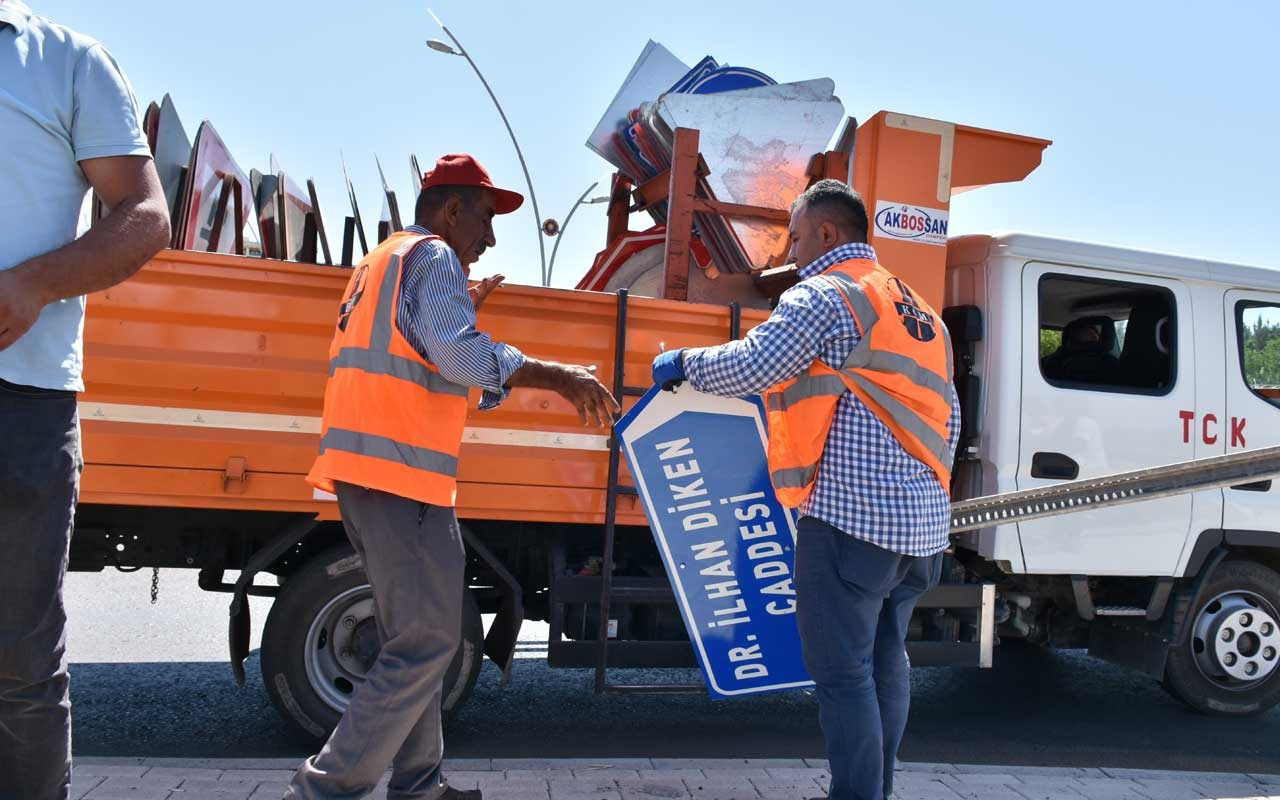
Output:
[853, 112, 1051, 309]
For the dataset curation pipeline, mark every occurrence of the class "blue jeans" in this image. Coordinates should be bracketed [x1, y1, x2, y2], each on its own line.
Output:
[794, 517, 943, 800]
[0, 380, 80, 800]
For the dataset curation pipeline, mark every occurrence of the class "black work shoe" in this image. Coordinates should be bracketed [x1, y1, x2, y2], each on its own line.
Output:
[439, 787, 482, 800]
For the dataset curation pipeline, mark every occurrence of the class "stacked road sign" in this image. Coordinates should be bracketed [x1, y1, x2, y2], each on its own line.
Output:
[587, 41, 846, 276]
[128, 94, 405, 268]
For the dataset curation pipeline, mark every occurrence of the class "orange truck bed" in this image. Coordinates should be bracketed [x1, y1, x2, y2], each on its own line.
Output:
[79, 249, 767, 525]
[80, 112, 1048, 529]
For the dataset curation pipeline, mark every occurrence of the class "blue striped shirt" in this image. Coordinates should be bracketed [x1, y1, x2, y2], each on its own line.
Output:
[396, 225, 525, 409]
[682, 243, 960, 556]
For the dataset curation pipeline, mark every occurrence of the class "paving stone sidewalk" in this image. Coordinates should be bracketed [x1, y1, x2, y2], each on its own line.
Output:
[68, 757, 1280, 800]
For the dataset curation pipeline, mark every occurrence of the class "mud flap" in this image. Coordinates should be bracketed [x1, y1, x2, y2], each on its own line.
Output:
[228, 515, 319, 686]
[459, 525, 524, 682]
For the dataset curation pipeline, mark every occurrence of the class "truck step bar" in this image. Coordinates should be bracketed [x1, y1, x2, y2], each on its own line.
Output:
[1095, 606, 1147, 617]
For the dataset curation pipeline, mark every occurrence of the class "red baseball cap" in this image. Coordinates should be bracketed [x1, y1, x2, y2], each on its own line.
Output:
[421, 153, 524, 215]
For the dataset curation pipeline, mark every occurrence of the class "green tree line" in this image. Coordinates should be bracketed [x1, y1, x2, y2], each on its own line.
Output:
[1040, 329, 1061, 358]
[1242, 314, 1280, 388]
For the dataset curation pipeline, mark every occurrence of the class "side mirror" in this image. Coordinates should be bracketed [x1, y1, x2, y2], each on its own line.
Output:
[942, 305, 983, 344]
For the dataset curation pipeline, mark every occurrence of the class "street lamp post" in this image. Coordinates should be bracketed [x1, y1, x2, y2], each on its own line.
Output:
[546, 181, 610, 286]
[426, 10, 548, 286]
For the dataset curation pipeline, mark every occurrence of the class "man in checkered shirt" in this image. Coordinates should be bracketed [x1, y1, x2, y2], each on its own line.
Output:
[652, 180, 960, 800]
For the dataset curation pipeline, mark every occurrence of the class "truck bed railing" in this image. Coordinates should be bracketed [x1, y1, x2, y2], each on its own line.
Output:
[588, 288, 744, 694]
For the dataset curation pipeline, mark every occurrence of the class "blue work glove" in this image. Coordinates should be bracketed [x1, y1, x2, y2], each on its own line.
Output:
[652, 349, 687, 392]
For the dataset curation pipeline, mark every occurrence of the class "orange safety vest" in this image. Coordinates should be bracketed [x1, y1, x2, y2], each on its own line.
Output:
[764, 257, 955, 508]
[307, 231, 471, 507]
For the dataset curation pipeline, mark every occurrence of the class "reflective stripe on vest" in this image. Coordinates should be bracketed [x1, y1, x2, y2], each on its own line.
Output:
[824, 271, 879, 334]
[765, 368, 951, 469]
[763, 258, 954, 506]
[329, 244, 467, 396]
[772, 463, 818, 492]
[825, 265, 952, 470]
[825, 269, 956, 385]
[319, 427, 459, 477]
[841, 349, 950, 406]
[308, 232, 470, 506]
[841, 371, 953, 468]
[328, 346, 469, 396]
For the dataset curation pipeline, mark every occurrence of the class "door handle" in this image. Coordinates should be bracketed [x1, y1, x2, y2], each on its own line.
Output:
[1031, 452, 1079, 480]
[1231, 479, 1272, 492]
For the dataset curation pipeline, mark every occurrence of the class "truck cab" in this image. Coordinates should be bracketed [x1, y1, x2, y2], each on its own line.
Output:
[945, 232, 1280, 715]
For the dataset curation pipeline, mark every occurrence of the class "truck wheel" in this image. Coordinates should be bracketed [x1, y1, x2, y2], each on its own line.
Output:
[1163, 559, 1280, 716]
[261, 545, 485, 740]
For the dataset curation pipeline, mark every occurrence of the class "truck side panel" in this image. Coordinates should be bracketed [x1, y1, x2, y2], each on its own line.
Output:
[79, 250, 767, 525]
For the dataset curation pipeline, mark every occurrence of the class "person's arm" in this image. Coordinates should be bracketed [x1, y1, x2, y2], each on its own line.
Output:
[400, 241, 618, 425]
[0, 155, 169, 351]
[0, 40, 169, 352]
[680, 282, 845, 397]
[947, 382, 963, 460]
[504, 358, 618, 427]
[400, 240, 525, 409]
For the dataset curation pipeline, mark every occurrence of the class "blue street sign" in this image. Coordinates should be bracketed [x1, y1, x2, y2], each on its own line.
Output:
[616, 386, 812, 699]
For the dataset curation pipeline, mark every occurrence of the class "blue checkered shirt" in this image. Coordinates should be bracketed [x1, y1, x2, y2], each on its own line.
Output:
[396, 226, 525, 410]
[682, 243, 959, 556]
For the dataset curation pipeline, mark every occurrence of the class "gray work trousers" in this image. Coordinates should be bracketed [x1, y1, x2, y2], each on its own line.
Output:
[287, 482, 465, 800]
[0, 380, 80, 800]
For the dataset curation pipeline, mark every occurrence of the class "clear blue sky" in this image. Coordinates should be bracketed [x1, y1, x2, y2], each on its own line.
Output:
[41, 0, 1279, 287]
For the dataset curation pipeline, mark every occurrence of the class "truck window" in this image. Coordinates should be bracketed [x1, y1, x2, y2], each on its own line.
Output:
[1038, 273, 1176, 394]
[1237, 301, 1280, 408]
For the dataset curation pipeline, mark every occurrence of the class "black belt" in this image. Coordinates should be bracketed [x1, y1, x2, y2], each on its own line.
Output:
[0, 376, 76, 399]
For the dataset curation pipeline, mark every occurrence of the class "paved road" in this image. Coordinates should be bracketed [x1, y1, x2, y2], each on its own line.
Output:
[65, 759, 1280, 800]
[66, 570, 1280, 772]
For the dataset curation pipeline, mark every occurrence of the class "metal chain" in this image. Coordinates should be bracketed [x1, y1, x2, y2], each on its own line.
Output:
[150, 567, 159, 605]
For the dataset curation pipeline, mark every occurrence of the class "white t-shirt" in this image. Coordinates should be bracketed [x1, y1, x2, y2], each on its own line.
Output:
[0, 1, 151, 391]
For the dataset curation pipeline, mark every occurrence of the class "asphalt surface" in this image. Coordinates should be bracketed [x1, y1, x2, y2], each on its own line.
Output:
[66, 569, 1280, 772]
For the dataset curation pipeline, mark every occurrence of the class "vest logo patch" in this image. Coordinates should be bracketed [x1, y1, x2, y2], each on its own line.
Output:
[890, 277, 936, 342]
[338, 265, 369, 332]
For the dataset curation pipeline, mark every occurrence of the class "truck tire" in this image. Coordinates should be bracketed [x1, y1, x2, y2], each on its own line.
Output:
[1163, 559, 1280, 716]
[261, 544, 485, 740]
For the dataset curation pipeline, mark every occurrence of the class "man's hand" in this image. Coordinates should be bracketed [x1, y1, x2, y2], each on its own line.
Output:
[552, 364, 620, 427]
[0, 268, 52, 352]
[505, 358, 621, 426]
[651, 349, 687, 392]
[469, 274, 505, 311]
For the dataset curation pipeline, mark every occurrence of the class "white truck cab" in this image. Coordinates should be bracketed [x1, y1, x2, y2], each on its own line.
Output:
[944, 232, 1280, 715]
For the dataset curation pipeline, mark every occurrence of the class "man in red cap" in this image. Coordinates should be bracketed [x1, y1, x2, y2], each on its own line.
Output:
[290, 154, 618, 800]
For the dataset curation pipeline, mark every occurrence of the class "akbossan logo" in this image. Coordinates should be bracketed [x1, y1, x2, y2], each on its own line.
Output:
[873, 201, 949, 246]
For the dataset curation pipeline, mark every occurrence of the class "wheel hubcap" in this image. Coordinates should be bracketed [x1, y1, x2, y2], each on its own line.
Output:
[304, 585, 375, 713]
[1191, 590, 1280, 689]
